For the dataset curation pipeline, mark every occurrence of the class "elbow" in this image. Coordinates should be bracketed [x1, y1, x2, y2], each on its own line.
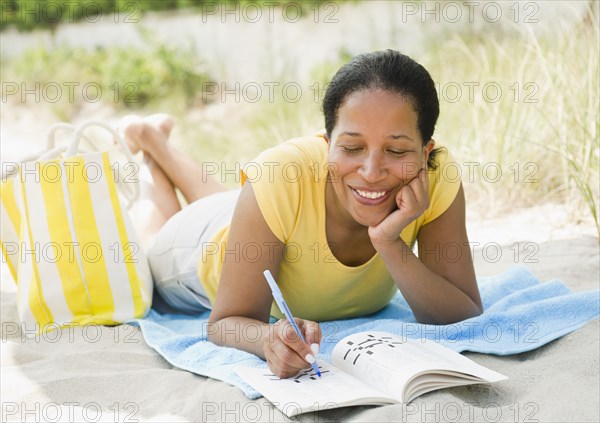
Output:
[446, 296, 484, 323]
[206, 313, 224, 346]
[465, 304, 484, 320]
[416, 304, 483, 326]
[206, 322, 218, 345]
[470, 298, 484, 318]
[453, 303, 484, 323]
[207, 324, 228, 347]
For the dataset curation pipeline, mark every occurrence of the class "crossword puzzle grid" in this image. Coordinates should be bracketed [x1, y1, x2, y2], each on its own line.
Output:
[342, 333, 404, 365]
[261, 333, 405, 382]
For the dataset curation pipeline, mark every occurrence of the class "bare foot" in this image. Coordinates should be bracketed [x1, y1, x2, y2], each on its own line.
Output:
[118, 115, 143, 154]
[118, 113, 174, 156]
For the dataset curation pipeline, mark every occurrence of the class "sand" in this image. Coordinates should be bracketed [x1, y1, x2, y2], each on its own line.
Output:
[1, 203, 598, 422]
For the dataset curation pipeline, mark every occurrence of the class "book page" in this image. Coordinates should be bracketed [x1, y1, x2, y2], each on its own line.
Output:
[332, 331, 507, 402]
[235, 361, 397, 417]
[331, 331, 409, 398]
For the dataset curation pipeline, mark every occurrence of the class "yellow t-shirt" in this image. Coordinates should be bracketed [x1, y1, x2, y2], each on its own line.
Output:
[197, 133, 461, 321]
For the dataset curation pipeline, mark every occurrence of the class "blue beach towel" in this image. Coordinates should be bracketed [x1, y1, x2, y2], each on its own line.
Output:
[127, 266, 600, 399]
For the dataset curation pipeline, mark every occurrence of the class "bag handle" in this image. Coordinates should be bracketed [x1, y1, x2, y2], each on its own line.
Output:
[39, 123, 100, 160]
[66, 120, 140, 209]
[47, 123, 76, 150]
[46, 122, 105, 152]
[2, 121, 140, 209]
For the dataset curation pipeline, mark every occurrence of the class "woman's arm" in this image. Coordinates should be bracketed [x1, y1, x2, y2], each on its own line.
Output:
[207, 182, 285, 355]
[207, 182, 321, 377]
[374, 184, 483, 325]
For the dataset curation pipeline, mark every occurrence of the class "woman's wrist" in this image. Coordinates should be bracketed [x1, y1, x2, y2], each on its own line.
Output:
[371, 236, 406, 255]
[208, 316, 271, 360]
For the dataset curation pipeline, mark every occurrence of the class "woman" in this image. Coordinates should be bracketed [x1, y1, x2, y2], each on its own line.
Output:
[121, 50, 483, 379]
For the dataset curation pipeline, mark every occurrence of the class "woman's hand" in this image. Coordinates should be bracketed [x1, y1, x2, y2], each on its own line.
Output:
[263, 318, 322, 379]
[368, 160, 430, 248]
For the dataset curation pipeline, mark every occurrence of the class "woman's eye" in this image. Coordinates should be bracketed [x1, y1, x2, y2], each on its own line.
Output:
[342, 147, 362, 153]
[388, 150, 406, 156]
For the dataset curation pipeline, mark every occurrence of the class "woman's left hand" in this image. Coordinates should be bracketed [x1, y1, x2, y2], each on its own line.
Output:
[368, 160, 430, 247]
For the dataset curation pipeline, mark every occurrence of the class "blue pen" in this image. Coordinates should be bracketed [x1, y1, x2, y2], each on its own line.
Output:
[263, 270, 321, 377]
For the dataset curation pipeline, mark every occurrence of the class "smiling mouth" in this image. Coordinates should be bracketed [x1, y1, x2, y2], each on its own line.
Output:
[353, 188, 387, 199]
[350, 187, 392, 205]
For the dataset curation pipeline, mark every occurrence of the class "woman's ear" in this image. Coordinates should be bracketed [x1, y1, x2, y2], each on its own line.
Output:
[424, 139, 435, 158]
[423, 139, 435, 169]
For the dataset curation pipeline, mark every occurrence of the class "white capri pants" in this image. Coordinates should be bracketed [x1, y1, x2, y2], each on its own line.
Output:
[146, 188, 242, 313]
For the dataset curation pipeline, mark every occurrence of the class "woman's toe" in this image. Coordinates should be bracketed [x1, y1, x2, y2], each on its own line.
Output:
[118, 115, 144, 154]
[146, 113, 174, 137]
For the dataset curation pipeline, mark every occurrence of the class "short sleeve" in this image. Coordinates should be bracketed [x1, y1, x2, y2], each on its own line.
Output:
[422, 148, 462, 224]
[239, 143, 304, 243]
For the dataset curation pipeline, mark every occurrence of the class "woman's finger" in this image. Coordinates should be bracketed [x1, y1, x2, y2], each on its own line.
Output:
[400, 184, 418, 214]
[409, 163, 429, 203]
[296, 319, 322, 353]
[266, 350, 304, 379]
[410, 169, 430, 210]
[270, 339, 311, 374]
[277, 320, 316, 369]
[421, 158, 430, 192]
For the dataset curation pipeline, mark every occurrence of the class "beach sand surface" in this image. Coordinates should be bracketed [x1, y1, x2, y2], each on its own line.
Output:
[1, 207, 598, 422]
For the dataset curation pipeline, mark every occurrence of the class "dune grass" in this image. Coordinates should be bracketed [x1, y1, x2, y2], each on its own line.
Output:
[177, 15, 599, 234]
[422, 15, 599, 232]
[0, 27, 210, 120]
[2, 4, 598, 235]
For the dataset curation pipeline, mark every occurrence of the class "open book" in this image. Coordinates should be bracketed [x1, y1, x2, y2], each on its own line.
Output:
[235, 331, 507, 417]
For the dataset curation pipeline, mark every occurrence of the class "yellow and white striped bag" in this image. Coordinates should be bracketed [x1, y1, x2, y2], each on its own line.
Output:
[0, 121, 152, 335]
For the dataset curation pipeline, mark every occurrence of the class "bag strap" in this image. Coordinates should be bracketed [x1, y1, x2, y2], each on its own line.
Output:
[2, 121, 140, 209]
[36, 123, 99, 160]
[66, 120, 140, 209]
[46, 122, 106, 152]
[38, 123, 72, 161]
[47, 123, 76, 150]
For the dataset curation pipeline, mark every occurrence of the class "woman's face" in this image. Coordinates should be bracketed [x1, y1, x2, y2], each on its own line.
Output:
[325, 89, 434, 228]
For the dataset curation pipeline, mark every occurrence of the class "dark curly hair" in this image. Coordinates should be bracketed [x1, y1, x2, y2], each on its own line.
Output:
[322, 49, 442, 169]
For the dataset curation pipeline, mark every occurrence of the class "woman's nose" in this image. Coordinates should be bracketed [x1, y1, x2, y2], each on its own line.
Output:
[358, 153, 386, 183]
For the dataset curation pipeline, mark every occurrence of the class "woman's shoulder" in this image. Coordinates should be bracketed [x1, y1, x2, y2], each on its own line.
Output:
[428, 145, 460, 187]
[240, 131, 328, 243]
[275, 130, 328, 163]
[431, 144, 455, 166]
[422, 144, 462, 224]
